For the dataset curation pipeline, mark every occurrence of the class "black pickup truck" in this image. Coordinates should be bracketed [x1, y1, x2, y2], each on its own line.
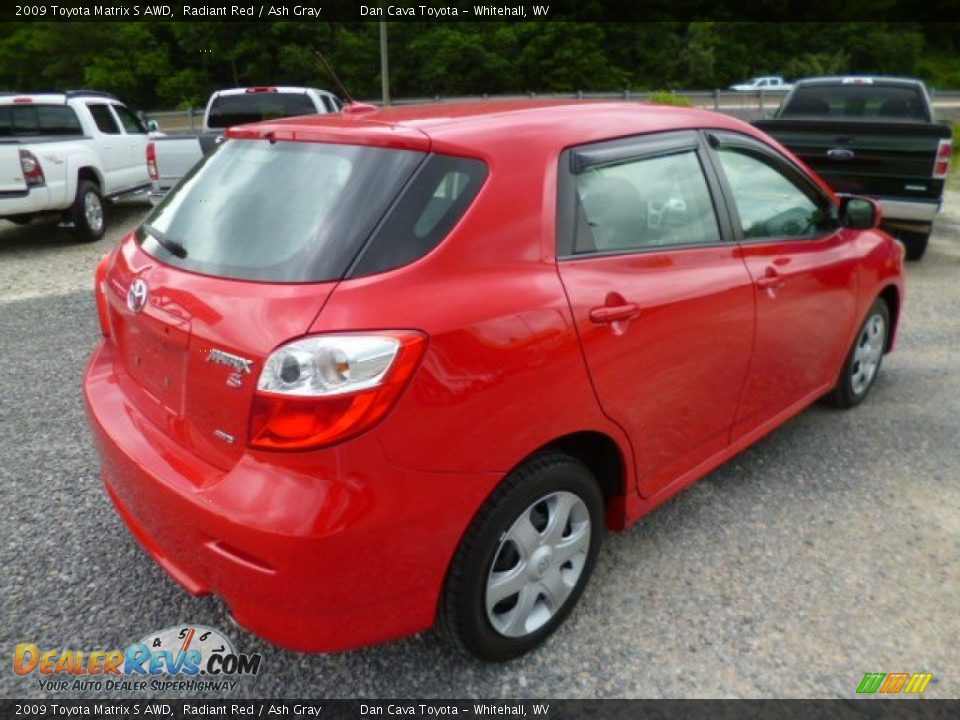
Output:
[755, 76, 953, 259]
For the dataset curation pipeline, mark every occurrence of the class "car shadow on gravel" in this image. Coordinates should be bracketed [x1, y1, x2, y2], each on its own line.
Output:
[0, 202, 147, 253]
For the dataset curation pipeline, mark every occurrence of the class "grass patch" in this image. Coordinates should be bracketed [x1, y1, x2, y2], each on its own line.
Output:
[646, 91, 693, 107]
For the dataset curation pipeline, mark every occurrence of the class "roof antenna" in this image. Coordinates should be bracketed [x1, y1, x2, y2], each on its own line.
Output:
[314, 51, 378, 115]
[314, 50, 355, 105]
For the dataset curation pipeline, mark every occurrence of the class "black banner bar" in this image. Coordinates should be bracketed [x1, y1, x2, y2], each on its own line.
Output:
[4, 700, 960, 720]
[3, 0, 960, 22]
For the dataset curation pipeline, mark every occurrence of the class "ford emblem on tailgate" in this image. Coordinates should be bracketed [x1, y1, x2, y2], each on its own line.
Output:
[126, 279, 148, 313]
[827, 148, 856, 161]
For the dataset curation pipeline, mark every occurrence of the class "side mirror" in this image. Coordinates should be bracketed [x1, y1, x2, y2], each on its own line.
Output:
[839, 196, 881, 230]
[146, 119, 160, 133]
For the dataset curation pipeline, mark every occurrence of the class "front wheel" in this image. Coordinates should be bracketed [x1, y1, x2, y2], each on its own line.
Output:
[441, 452, 605, 662]
[825, 298, 890, 409]
[70, 180, 106, 242]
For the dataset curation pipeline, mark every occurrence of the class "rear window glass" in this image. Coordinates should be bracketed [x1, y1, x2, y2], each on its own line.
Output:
[781, 84, 928, 121]
[0, 105, 83, 136]
[206, 93, 317, 129]
[138, 140, 425, 282]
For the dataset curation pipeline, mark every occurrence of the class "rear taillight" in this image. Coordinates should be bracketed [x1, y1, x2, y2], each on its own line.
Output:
[146, 142, 158, 181]
[94, 253, 113, 339]
[19, 149, 44, 186]
[249, 332, 427, 451]
[933, 139, 953, 179]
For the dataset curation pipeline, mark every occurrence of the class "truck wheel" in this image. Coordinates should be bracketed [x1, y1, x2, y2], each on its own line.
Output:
[70, 180, 106, 242]
[899, 230, 929, 261]
[825, 298, 890, 409]
[441, 451, 604, 662]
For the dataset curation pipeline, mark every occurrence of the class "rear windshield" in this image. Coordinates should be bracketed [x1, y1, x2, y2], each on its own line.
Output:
[0, 104, 83, 137]
[781, 84, 928, 121]
[206, 93, 317, 129]
[138, 140, 426, 282]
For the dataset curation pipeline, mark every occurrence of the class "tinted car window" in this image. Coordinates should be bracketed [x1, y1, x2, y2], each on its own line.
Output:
[350, 155, 488, 277]
[139, 140, 425, 282]
[573, 150, 721, 253]
[112, 104, 147, 134]
[87, 104, 121, 134]
[716, 148, 833, 240]
[0, 105, 83, 136]
[206, 93, 317, 129]
[781, 84, 928, 120]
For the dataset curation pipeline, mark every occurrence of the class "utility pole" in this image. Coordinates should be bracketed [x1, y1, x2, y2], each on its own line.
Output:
[380, 21, 391, 106]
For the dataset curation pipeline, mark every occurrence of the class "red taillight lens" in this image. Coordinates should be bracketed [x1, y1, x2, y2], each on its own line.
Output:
[19, 149, 44, 186]
[934, 139, 953, 179]
[94, 253, 113, 339]
[146, 142, 158, 181]
[249, 332, 427, 451]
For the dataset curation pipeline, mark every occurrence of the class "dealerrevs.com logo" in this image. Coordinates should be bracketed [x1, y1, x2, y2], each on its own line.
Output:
[13, 625, 262, 693]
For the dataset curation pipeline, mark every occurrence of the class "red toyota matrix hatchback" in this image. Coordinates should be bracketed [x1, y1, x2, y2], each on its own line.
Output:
[85, 101, 904, 661]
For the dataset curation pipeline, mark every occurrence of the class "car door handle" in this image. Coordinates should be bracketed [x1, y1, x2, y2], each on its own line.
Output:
[589, 303, 641, 324]
[755, 267, 785, 290]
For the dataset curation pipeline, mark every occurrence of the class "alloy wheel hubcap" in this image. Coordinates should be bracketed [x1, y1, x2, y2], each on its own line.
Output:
[851, 313, 886, 396]
[485, 491, 590, 638]
[84, 192, 103, 233]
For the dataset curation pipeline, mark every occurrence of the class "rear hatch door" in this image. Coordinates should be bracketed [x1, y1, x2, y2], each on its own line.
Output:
[102, 133, 427, 472]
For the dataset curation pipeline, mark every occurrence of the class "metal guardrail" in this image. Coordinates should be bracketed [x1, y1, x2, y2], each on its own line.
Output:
[145, 89, 960, 134]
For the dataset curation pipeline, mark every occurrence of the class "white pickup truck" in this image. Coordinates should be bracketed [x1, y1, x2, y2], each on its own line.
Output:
[148, 86, 343, 201]
[729, 76, 793, 92]
[0, 91, 152, 241]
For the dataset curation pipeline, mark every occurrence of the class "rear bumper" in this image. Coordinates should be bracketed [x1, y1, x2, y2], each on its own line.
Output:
[83, 341, 500, 653]
[877, 197, 941, 224]
[0, 185, 54, 217]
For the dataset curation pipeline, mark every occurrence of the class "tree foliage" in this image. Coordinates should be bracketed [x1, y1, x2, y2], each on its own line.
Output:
[0, 21, 956, 109]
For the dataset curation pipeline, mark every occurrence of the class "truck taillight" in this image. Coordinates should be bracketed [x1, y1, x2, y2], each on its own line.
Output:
[94, 253, 113, 339]
[146, 142, 158, 181]
[18, 149, 44, 186]
[249, 332, 427, 451]
[934, 139, 953, 179]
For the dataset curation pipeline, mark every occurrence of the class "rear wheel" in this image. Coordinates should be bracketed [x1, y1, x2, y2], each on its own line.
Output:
[70, 180, 105, 242]
[825, 298, 890, 409]
[898, 230, 930, 261]
[441, 451, 604, 662]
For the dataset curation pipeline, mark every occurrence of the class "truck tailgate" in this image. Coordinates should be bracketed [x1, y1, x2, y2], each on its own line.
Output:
[754, 119, 951, 202]
[0, 145, 27, 194]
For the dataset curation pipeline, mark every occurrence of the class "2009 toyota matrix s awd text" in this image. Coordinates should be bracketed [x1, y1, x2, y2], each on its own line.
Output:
[84, 100, 905, 662]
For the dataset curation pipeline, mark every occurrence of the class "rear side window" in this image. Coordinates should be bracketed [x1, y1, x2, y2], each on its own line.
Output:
[112, 105, 147, 134]
[206, 93, 317, 129]
[573, 151, 721, 253]
[0, 105, 83, 136]
[87, 104, 121, 134]
[781, 84, 928, 121]
[138, 140, 425, 282]
[350, 155, 488, 277]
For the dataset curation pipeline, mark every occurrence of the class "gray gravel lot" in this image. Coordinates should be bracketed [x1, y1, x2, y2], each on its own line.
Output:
[1, 194, 958, 700]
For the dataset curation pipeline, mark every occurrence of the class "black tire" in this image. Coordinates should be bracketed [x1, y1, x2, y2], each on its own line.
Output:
[825, 298, 890, 409]
[441, 451, 605, 662]
[70, 179, 106, 242]
[899, 230, 929, 261]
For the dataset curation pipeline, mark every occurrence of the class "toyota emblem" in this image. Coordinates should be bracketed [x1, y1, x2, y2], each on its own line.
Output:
[127, 279, 149, 313]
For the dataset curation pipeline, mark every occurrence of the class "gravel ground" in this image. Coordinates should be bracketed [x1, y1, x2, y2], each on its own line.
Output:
[1, 193, 958, 700]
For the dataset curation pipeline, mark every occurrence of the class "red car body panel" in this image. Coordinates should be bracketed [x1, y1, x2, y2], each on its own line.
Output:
[84, 101, 905, 652]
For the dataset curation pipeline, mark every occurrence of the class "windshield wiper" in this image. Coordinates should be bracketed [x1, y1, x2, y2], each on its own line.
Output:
[142, 223, 187, 259]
